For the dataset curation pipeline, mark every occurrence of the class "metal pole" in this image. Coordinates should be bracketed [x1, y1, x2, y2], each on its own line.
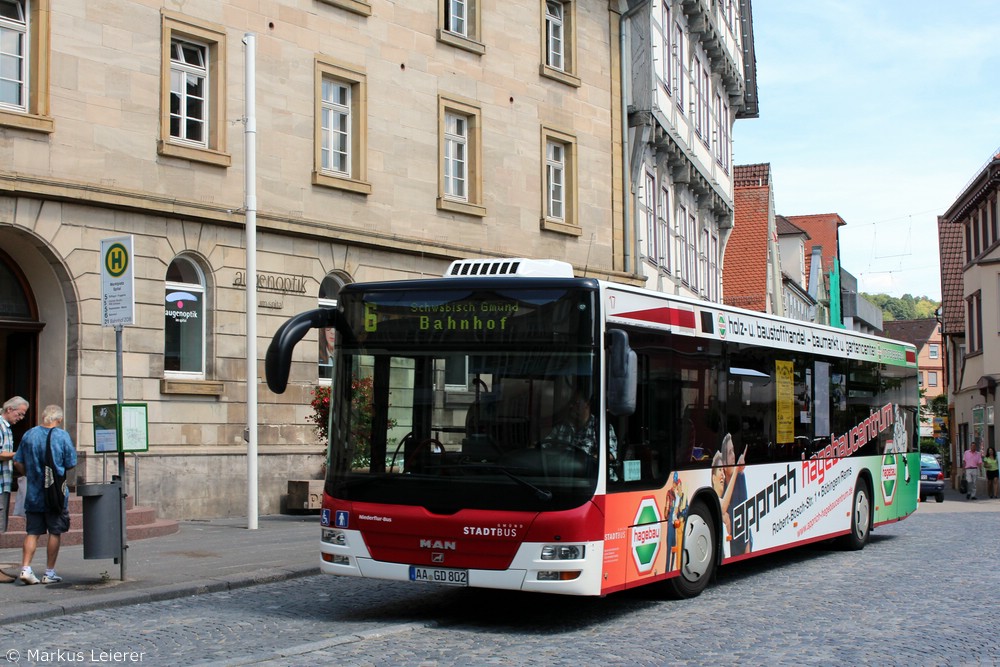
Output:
[244, 33, 259, 530]
[115, 325, 127, 580]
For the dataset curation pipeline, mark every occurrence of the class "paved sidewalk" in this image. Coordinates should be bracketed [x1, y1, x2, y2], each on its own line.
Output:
[916, 476, 1000, 513]
[0, 514, 320, 624]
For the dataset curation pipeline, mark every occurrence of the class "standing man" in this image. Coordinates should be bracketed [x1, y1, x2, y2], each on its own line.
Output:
[13, 405, 76, 585]
[0, 396, 29, 583]
[964, 438, 985, 501]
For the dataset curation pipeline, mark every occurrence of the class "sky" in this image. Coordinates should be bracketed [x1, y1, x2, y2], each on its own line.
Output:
[733, 1, 1000, 301]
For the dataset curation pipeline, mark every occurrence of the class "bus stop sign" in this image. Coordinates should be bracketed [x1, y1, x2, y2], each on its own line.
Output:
[101, 235, 134, 327]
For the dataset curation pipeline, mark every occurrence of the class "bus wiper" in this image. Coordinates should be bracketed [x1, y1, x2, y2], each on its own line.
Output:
[463, 463, 553, 501]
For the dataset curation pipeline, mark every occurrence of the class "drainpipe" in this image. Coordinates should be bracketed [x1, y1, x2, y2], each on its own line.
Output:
[618, 0, 649, 275]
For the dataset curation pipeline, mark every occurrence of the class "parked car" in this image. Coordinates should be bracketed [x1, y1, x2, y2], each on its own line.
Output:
[920, 453, 945, 503]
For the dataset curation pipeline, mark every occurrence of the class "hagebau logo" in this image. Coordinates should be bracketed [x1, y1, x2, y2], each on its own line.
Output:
[631, 497, 662, 574]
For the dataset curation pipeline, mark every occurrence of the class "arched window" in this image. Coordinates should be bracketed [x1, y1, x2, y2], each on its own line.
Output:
[164, 256, 206, 376]
[318, 273, 345, 382]
[0, 254, 33, 320]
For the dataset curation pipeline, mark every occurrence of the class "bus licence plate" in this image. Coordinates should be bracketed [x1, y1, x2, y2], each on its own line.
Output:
[409, 566, 468, 586]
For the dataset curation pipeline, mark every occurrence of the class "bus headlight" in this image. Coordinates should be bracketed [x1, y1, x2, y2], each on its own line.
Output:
[322, 528, 346, 546]
[540, 544, 585, 560]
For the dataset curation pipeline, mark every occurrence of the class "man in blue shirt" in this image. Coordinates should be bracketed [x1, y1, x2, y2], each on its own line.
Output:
[13, 404, 77, 585]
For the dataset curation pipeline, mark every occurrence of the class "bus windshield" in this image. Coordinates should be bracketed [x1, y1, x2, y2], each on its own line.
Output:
[326, 281, 602, 512]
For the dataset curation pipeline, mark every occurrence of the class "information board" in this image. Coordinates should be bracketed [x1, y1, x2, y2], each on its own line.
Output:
[93, 403, 149, 453]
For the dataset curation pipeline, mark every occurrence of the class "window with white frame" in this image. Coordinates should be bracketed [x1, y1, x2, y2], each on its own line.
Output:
[545, 2, 564, 70]
[169, 38, 208, 147]
[446, 0, 468, 36]
[686, 212, 698, 290]
[640, 171, 655, 261]
[676, 204, 687, 283]
[709, 232, 719, 301]
[694, 57, 709, 142]
[314, 58, 370, 194]
[541, 126, 577, 232]
[693, 57, 704, 136]
[720, 96, 731, 172]
[672, 22, 684, 113]
[928, 343, 939, 359]
[967, 291, 983, 354]
[713, 91, 724, 163]
[547, 140, 566, 220]
[0, 0, 26, 112]
[699, 228, 710, 296]
[443, 354, 470, 391]
[657, 185, 670, 271]
[927, 371, 938, 387]
[541, 1, 579, 86]
[164, 256, 206, 377]
[438, 96, 485, 216]
[987, 197, 1000, 248]
[0, 0, 51, 133]
[439, 0, 483, 53]
[321, 80, 349, 175]
[160, 12, 229, 166]
[702, 72, 710, 146]
[659, 4, 672, 94]
[445, 112, 468, 201]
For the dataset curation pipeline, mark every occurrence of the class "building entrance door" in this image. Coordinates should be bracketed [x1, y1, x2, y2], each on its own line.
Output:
[0, 248, 42, 435]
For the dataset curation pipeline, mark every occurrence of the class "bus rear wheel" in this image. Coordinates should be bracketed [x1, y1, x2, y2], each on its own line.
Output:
[668, 501, 716, 599]
[841, 478, 871, 551]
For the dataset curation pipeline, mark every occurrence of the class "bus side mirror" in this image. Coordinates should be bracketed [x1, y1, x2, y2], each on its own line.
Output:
[265, 307, 349, 393]
[607, 329, 636, 416]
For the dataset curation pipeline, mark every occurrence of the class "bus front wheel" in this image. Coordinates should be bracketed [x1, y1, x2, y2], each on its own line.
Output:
[668, 501, 716, 599]
[841, 478, 871, 551]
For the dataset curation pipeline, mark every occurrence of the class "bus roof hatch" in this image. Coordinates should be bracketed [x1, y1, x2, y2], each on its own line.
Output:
[444, 258, 575, 278]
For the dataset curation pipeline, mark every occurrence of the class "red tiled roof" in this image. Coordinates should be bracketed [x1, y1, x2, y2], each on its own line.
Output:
[733, 163, 771, 188]
[776, 214, 809, 239]
[725, 166, 771, 312]
[882, 318, 939, 347]
[784, 213, 846, 288]
[937, 214, 965, 335]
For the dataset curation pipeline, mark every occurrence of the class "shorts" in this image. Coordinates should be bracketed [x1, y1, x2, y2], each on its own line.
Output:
[24, 510, 71, 536]
[987, 470, 999, 481]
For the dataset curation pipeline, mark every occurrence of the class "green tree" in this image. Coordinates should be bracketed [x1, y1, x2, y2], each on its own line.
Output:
[862, 292, 940, 323]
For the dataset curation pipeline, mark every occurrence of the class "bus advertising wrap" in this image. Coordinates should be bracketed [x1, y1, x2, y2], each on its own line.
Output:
[602, 402, 917, 592]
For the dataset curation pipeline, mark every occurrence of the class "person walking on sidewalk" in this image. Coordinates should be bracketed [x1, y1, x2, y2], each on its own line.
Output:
[0, 396, 29, 583]
[12, 405, 76, 585]
[963, 439, 985, 501]
[985, 446, 999, 499]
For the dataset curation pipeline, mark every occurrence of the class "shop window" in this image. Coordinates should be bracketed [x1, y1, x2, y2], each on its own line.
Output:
[164, 256, 206, 376]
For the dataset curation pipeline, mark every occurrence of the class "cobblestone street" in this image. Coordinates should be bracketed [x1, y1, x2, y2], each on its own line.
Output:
[4, 497, 996, 666]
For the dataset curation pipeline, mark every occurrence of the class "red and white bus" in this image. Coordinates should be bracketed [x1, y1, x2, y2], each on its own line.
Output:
[266, 258, 919, 597]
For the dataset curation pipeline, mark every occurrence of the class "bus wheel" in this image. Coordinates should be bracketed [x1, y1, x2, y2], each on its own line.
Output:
[668, 502, 716, 599]
[841, 478, 871, 551]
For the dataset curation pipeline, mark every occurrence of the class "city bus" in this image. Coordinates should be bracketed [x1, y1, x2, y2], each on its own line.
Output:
[265, 258, 919, 598]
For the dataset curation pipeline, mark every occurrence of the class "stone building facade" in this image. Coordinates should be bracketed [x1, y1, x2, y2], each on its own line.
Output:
[0, 0, 635, 518]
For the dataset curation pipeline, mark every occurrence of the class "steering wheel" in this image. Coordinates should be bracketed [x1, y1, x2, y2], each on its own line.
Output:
[404, 437, 445, 472]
